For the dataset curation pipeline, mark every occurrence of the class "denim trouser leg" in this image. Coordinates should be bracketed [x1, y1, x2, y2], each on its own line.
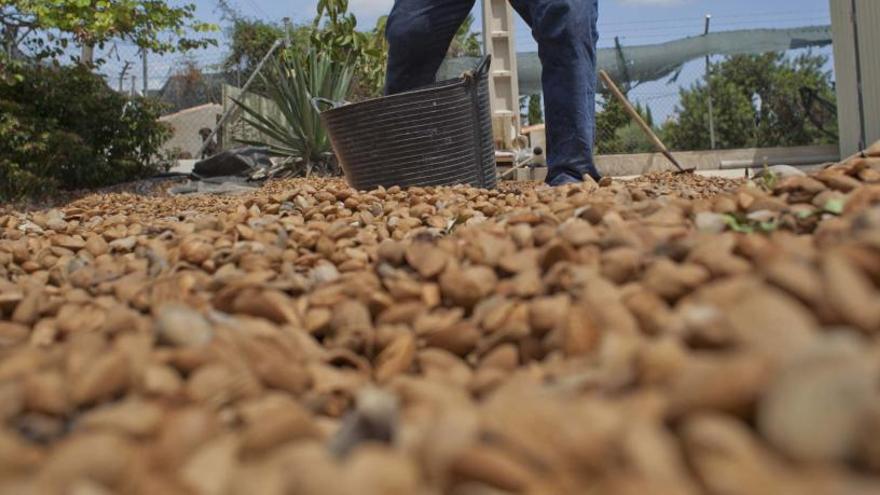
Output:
[384, 0, 476, 95]
[385, 0, 601, 185]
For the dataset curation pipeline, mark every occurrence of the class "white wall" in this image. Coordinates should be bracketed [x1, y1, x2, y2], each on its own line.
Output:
[159, 104, 222, 159]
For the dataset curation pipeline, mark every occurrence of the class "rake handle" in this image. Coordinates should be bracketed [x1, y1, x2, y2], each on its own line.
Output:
[599, 70, 688, 173]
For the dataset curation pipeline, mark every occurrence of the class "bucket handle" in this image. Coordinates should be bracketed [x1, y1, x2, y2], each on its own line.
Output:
[474, 55, 492, 78]
[462, 55, 492, 85]
[311, 97, 346, 113]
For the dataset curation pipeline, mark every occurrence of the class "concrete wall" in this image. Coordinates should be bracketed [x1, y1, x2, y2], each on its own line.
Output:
[159, 104, 222, 159]
[505, 144, 840, 180]
[831, 0, 880, 156]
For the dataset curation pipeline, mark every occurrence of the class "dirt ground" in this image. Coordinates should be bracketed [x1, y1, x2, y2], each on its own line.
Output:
[1, 157, 880, 493]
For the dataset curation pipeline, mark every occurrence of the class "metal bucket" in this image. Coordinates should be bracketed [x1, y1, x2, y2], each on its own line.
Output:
[316, 57, 496, 190]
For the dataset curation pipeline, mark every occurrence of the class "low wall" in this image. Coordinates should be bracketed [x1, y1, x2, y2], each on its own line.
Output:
[159, 104, 222, 159]
[511, 144, 840, 181]
[596, 144, 839, 176]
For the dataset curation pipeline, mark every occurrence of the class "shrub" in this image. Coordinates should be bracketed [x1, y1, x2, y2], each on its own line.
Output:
[615, 122, 656, 154]
[0, 64, 171, 201]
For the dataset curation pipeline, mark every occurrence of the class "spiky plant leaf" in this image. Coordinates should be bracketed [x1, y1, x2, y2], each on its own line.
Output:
[232, 48, 353, 171]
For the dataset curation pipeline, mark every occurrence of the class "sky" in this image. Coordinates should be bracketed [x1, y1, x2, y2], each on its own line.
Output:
[189, 0, 833, 49]
[106, 0, 834, 120]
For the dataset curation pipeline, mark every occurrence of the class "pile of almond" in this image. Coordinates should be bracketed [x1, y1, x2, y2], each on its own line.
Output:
[1, 143, 879, 494]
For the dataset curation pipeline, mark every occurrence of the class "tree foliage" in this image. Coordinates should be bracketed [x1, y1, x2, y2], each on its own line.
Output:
[0, 64, 171, 200]
[218, 0, 482, 101]
[223, 17, 285, 77]
[595, 88, 656, 154]
[1, 0, 216, 64]
[527, 94, 543, 126]
[217, 0, 309, 83]
[448, 14, 481, 58]
[663, 52, 837, 151]
[0, 0, 210, 198]
[310, 0, 387, 99]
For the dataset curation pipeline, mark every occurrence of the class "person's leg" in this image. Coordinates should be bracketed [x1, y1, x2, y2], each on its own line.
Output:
[507, 0, 533, 27]
[385, 0, 476, 95]
[509, 0, 601, 185]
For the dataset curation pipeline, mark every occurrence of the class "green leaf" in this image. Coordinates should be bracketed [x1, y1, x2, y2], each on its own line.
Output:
[723, 214, 754, 234]
[231, 49, 353, 167]
[823, 198, 845, 215]
[759, 220, 779, 232]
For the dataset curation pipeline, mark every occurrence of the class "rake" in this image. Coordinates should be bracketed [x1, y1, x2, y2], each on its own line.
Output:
[599, 70, 695, 175]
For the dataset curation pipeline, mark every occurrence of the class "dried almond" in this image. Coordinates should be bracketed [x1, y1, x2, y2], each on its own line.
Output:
[77, 398, 163, 437]
[239, 396, 319, 455]
[424, 321, 480, 357]
[23, 371, 68, 416]
[153, 407, 219, 468]
[375, 333, 416, 383]
[180, 236, 214, 265]
[439, 265, 497, 309]
[39, 432, 134, 489]
[155, 304, 213, 347]
[562, 304, 601, 357]
[0, 321, 28, 347]
[529, 294, 570, 337]
[404, 242, 448, 278]
[180, 434, 239, 495]
[822, 250, 880, 332]
[70, 351, 129, 406]
[450, 444, 536, 492]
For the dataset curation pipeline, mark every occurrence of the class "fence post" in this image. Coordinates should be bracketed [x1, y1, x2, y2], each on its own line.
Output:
[118, 61, 131, 93]
[283, 17, 292, 47]
[704, 14, 717, 150]
[142, 49, 148, 96]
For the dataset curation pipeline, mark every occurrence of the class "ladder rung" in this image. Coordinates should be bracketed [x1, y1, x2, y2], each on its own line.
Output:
[492, 70, 513, 77]
[491, 30, 510, 37]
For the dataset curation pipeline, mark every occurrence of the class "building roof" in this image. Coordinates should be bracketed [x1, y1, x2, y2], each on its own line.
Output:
[157, 71, 235, 115]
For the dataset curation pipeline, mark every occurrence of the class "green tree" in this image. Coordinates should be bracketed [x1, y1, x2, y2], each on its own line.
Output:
[448, 14, 481, 57]
[1, 0, 216, 65]
[223, 17, 285, 79]
[311, 0, 387, 99]
[1, 64, 171, 200]
[595, 87, 655, 154]
[664, 52, 837, 151]
[527, 94, 543, 126]
[642, 103, 654, 127]
[663, 77, 755, 150]
[614, 122, 654, 154]
[0, 0, 213, 198]
[216, 1, 311, 90]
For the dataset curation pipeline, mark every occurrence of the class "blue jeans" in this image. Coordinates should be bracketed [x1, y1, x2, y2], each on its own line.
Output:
[385, 0, 601, 185]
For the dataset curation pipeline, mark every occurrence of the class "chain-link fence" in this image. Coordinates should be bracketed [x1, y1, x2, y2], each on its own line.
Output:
[591, 49, 838, 155]
[96, 9, 836, 160]
[94, 42, 239, 161]
[594, 62, 701, 155]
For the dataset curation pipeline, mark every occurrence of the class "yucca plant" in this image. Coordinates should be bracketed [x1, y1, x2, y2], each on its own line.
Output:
[232, 48, 353, 175]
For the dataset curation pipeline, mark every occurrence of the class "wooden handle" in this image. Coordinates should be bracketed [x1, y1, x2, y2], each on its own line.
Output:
[599, 70, 686, 172]
[599, 70, 667, 152]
